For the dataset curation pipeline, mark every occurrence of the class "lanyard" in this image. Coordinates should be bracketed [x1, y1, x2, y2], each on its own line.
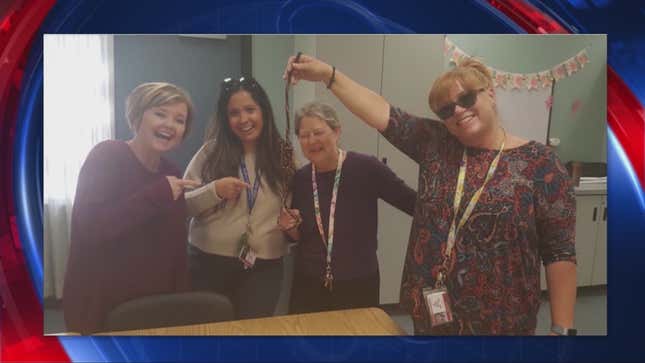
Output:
[312, 149, 346, 291]
[436, 132, 505, 288]
[240, 159, 261, 213]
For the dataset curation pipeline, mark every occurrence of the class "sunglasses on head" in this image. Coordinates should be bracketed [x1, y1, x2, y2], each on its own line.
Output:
[221, 76, 259, 93]
[436, 88, 485, 120]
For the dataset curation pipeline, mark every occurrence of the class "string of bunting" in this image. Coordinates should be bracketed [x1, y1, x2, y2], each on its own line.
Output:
[444, 37, 591, 90]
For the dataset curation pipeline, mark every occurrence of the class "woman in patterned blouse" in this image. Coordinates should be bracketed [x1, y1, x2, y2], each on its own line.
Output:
[283, 55, 577, 335]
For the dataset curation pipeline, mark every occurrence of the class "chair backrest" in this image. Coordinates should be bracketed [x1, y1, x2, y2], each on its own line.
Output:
[104, 291, 234, 332]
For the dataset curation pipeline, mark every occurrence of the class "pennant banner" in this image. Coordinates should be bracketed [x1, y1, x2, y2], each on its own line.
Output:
[445, 37, 590, 91]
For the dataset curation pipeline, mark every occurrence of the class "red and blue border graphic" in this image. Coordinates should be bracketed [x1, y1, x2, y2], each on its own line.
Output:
[1, 0, 644, 361]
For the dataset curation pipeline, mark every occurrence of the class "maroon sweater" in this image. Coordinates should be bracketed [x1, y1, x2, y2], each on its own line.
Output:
[63, 140, 189, 334]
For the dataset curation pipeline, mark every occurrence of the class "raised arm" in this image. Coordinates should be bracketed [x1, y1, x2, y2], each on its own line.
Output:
[284, 54, 390, 132]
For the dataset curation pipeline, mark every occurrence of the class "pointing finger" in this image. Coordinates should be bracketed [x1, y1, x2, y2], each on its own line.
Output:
[235, 180, 251, 188]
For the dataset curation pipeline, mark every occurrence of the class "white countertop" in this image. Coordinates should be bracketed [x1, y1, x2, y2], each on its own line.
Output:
[574, 182, 607, 196]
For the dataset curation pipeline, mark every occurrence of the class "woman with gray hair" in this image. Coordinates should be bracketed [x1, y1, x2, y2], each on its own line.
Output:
[278, 101, 416, 314]
[63, 82, 199, 334]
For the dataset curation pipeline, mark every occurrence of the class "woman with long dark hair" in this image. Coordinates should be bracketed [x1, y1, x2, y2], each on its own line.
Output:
[184, 77, 295, 320]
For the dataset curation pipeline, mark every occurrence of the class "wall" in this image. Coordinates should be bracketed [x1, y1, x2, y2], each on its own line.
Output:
[448, 34, 607, 163]
[252, 34, 607, 306]
[114, 35, 242, 170]
[251, 35, 294, 134]
[250, 35, 297, 315]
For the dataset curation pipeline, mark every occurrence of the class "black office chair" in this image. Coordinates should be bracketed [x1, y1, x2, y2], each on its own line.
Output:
[104, 291, 234, 332]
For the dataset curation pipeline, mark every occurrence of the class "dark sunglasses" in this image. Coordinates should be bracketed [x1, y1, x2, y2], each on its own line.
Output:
[221, 76, 259, 93]
[436, 88, 485, 120]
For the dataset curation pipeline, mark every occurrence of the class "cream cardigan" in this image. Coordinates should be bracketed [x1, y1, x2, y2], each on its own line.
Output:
[184, 141, 289, 259]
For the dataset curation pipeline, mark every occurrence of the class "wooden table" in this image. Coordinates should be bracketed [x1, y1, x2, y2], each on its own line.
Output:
[97, 307, 406, 336]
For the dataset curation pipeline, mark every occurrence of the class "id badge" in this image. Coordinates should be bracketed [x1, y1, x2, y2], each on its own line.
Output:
[237, 232, 256, 269]
[238, 244, 256, 269]
[422, 287, 454, 327]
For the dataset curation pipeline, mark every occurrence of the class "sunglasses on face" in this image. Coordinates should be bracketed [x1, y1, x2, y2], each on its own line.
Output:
[221, 76, 259, 94]
[436, 88, 485, 120]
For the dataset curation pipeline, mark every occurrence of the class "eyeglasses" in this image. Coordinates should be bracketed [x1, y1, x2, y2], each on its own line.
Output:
[221, 76, 259, 94]
[436, 88, 485, 120]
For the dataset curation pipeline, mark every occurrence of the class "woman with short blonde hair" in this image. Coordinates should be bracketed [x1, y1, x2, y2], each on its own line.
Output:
[64, 82, 198, 334]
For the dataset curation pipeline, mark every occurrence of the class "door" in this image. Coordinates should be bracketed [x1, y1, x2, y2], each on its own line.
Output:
[591, 196, 607, 285]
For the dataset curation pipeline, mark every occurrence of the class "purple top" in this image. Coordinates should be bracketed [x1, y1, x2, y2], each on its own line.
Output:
[63, 140, 189, 334]
[291, 151, 416, 281]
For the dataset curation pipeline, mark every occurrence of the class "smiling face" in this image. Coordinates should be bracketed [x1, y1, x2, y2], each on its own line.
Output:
[298, 115, 340, 168]
[440, 81, 497, 144]
[134, 101, 187, 154]
[227, 90, 264, 148]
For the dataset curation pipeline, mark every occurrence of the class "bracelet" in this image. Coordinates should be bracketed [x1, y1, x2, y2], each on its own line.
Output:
[327, 65, 336, 89]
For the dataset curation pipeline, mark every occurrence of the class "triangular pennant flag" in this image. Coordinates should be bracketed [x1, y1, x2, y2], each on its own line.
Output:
[576, 49, 590, 68]
[565, 57, 579, 75]
[552, 63, 567, 81]
[494, 71, 508, 89]
[539, 71, 553, 88]
[527, 73, 540, 90]
[511, 73, 525, 89]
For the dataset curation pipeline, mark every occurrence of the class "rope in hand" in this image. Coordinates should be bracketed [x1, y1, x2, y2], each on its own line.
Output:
[280, 52, 302, 224]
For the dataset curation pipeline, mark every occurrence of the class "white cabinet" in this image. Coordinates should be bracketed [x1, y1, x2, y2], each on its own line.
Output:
[591, 196, 607, 285]
[540, 192, 607, 290]
[376, 35, 444, 304]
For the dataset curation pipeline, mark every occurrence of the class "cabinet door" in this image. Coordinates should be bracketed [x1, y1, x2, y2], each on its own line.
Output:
[376, 35, 444, 304]
[592, 196, 607, 285]
[573, 195, 601, 286]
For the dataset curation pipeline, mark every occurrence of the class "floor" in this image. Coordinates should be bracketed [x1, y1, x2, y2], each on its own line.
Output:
[44, 285, 606, 335]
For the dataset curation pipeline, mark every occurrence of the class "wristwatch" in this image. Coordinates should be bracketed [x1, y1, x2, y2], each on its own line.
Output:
[550, 324, 577, 336]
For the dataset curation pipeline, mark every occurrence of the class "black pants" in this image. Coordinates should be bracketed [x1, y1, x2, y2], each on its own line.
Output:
[188, 244, 283, 320]
[289, 271, 380, 314]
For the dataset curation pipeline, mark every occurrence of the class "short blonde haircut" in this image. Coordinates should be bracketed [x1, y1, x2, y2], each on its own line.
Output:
[294, 101, 341, 135]
[428, 58, 492, 116]
[125, 82, 195, 138]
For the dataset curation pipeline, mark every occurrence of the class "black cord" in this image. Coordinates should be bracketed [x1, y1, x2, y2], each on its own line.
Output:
[327, 65, 336, 89]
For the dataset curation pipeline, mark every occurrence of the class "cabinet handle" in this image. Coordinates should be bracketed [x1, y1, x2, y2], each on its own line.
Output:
[602, 207, 607, 221]
[592, 207, 597, 222]
[381, 157, 388, 165]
